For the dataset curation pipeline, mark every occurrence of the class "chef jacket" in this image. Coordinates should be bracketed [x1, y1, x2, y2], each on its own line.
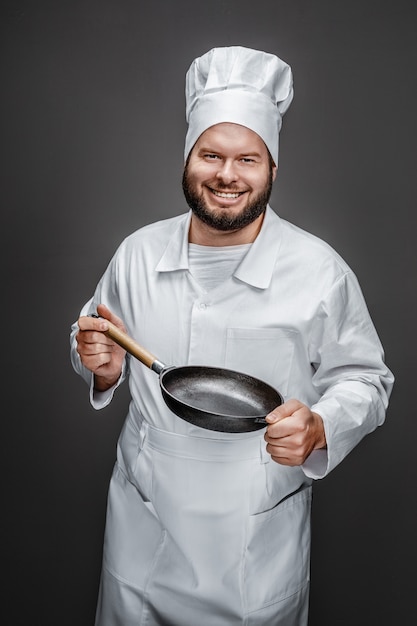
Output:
[71, 205, 393, 479]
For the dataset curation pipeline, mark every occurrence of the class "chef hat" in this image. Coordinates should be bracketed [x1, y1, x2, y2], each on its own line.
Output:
[184, 46, 294, 165]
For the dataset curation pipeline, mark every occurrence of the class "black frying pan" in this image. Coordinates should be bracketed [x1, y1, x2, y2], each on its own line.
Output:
[98, 319, 283, 433]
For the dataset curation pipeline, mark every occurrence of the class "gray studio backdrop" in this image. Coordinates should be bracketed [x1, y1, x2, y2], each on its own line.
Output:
[2, 1, 416, 624]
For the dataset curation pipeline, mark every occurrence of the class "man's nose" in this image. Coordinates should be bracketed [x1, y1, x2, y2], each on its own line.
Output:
[216, 160, 238, 185]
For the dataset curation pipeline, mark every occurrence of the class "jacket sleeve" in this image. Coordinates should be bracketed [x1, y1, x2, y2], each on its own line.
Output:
[302, 270, 394, 479]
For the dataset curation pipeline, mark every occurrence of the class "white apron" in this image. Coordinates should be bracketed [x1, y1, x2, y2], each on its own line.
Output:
[95, 411, 312, 625]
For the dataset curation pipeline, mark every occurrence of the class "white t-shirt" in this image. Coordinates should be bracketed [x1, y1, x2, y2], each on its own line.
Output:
[188, 243, 251, 291]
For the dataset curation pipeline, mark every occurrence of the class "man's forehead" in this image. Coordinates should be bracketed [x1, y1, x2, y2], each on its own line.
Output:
[194, 122, 268, 153]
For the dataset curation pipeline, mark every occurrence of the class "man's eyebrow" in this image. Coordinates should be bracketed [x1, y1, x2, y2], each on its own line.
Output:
[196, 146, 220, 153]
[240, 151, 262, 158]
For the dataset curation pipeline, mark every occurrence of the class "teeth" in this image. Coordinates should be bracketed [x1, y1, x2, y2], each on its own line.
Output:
[212, 189, 242, 198]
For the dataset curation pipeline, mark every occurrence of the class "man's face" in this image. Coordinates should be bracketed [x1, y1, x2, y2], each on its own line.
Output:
[182, 123, 276, 232]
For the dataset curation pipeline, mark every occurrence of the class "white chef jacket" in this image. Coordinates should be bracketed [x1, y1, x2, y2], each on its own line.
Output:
[70, 206, 393, 625]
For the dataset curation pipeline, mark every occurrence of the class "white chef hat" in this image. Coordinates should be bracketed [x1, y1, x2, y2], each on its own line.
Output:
[184, 46, 294, 165]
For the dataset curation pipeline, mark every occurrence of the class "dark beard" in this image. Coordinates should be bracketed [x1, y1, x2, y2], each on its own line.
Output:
[182, 166, 273, 232]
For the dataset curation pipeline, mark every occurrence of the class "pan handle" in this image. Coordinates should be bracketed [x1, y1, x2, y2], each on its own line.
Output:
[90, 315, 165, 374]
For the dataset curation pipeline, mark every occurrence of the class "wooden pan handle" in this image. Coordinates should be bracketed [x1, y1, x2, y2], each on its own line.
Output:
[101, 319, 160, 371]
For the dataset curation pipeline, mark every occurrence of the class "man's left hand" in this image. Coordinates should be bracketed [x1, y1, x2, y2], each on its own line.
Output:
[264, 399, 326, 466]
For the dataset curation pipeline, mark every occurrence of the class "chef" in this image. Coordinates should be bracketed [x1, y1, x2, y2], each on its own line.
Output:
[70, 46, 394, 625]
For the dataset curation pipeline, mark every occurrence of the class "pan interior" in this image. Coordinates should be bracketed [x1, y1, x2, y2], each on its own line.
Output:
[161, 366, 281, 418]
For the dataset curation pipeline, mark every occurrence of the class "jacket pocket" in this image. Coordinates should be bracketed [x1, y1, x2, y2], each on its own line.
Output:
[225, 327, 297, 398]
[102, 465, 162, 590]
[243, 486, 312, 613]
[117, 416, 153, 503]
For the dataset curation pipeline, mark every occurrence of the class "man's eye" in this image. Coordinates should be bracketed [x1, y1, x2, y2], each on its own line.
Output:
[241, 157, 255, 163]
[205, 154, 220, 160]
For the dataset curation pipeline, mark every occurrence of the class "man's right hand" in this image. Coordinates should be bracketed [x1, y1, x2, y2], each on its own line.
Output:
[76, 303, 127, 391]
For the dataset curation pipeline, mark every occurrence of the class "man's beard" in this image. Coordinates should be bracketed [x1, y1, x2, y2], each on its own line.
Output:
[182, 166, 273, 232]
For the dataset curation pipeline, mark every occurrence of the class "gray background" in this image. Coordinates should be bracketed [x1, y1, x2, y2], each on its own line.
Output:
[2, 0, 416, 624]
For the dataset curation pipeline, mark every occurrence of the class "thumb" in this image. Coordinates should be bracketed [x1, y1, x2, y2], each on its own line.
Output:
[96, 303, 126, 332]
[265, 404, 286, 424]
[265, 398, 299, 424]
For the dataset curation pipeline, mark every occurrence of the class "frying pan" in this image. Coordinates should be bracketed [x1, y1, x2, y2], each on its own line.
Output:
[94, 317, 283, 433]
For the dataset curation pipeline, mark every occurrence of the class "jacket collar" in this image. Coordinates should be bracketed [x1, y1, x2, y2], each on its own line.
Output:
[155, 206, 283, 290]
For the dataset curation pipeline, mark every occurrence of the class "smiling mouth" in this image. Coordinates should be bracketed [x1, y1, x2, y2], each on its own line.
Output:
[210, 188, 246, 199]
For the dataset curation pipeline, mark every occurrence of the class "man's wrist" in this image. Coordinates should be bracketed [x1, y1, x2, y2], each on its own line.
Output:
[94, 372, 121, 392]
